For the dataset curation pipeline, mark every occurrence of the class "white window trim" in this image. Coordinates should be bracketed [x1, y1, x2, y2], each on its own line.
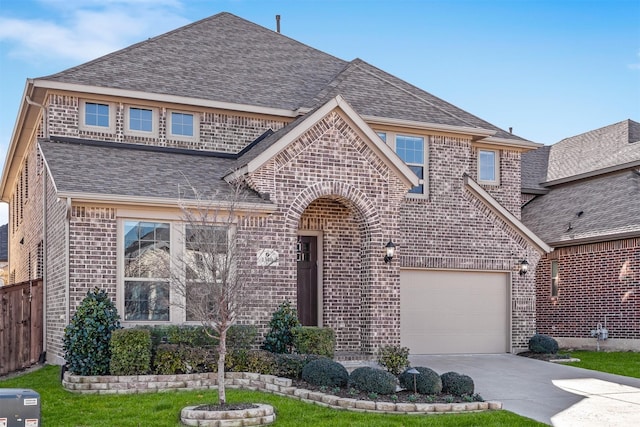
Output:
[79, 100, 116, 133]
[478, 149, 500, 185]
[377, 131, 429, 198]
[167, 109, 199, 142]
[124, 105, 159, 138]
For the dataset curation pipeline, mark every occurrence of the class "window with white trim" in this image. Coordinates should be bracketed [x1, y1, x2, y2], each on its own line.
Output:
[125, 106, 157, 136]
[123, 221, 171, 321]
[478, 149, 500, 184]
[168, 111, 198, 139]
[377, 131, 427, 195]
[80, 100, 115, 132]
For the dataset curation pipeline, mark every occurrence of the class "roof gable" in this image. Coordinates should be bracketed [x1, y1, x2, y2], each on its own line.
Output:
[229, 95, 419, 188]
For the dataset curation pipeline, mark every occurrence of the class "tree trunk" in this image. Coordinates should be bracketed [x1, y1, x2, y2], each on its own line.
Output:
[217, 328, 227, 405]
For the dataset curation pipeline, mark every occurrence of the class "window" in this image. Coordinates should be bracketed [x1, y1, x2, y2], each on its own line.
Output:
[169, 111, 196, 138]
[126, 106, 156, 135]
[378, 132, 426, 195]
[478, 149, 500, 184]
[123, 221, 171, 321]
[80, 100, 115, 132]
[184, 225, 229, 321]
[551, 260, 559, 297]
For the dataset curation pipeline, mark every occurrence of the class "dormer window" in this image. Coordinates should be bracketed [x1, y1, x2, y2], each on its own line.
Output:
[169, 111, 198, 140]
[125, 106, 158, 137]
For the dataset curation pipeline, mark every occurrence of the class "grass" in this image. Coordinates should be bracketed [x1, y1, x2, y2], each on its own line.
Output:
[564, 350, 640, 378]
[0, 365, 546, 426]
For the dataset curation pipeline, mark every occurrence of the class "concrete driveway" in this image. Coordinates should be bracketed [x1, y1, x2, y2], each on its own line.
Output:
[409, 354, 640, 426]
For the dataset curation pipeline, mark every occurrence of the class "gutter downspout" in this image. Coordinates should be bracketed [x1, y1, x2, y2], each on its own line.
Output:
[25, 96, 49, 138]
[42, 151, 47, 357]
[65, 197, 71, 326]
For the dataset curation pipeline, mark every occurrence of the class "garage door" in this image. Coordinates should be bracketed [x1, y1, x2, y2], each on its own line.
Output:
[400, 270, 510, 354]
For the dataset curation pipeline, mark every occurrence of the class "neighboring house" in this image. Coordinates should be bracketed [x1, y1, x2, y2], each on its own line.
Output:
[522, 119, 640, 351]
[0, 224, 7, 285]
[0, 12, 549, 365]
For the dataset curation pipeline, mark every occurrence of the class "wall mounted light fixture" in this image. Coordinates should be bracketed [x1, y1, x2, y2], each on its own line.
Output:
[518, 259, 529, 275]
[384, 240, 396, 263]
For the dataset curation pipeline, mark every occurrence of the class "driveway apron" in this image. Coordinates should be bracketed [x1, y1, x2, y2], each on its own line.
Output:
[409, 354, 640, 426]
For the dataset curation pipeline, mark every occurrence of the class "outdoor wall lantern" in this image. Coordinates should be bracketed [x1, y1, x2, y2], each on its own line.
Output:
[384, 240, 396, 263]
[518, 259, 529, 275]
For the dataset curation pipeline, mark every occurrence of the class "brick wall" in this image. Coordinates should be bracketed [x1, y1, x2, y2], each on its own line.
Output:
[536, 238, 640, 341]
[46, 94, 287, 152]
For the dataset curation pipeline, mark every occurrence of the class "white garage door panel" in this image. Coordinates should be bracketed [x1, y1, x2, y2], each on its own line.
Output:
[401, 270, 509, 354]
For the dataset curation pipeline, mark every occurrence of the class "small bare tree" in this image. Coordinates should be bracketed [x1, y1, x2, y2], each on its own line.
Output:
[170, 181, 265, 406]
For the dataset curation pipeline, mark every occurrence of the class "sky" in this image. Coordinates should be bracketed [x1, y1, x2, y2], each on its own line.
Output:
[0, 0, 639, 226]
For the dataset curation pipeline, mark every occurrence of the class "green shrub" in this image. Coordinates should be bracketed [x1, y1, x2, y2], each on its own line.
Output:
[529, 334, 559, 354]
[348, 367, 397, 395]
[262, 300, 301, 354]
[109, 328, 152, 375]
[399, 366, 442, 395]
[273, 353, 325, 379]
[227, 324, 258, 352]
[63, 288, 121, 375]
[292, 326, 336, 357]
[440, 371, 475, 396]
[148, 325, 217, 348]
[377, 345, 410, 375]
[153, 344, 215, 374]
[225, 349, 277, 374]
[301, 358, 349, 387]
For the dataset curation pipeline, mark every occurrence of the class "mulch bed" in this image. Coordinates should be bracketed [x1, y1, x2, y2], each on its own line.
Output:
[290, 379, 482, 404]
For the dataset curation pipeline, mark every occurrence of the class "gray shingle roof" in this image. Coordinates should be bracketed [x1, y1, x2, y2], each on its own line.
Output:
[39, 137, 271, 205]
[521, 145, 550, 192]
[522, 119, 640, 187]
[39, 12, 524, 142]
[521, 169, 640, 245]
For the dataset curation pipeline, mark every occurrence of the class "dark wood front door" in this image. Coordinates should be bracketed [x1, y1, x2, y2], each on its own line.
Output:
[296, 235, 318, 326]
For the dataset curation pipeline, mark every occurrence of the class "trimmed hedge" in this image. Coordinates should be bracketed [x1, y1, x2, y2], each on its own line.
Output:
[109, 328, 152, 375]
[227, 325, 258, 351]
[225, 349, 277, 375]
[349, 367, 397, 395]
[273, 353, 325, 379]
[377, 345, 410, 376]
[399, 366, 442, 395]
[62, 288, 121, 376]
[153, 344, 216, 374]
[301, 358, 349, 387]
[292, 326, 336, 358]
[440, 371, 474, 396]
[529, 334, 559, 354]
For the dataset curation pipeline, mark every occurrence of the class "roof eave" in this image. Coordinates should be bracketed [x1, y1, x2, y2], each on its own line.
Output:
[464, 174, 553, 253]
[55, 191, 277, 213]
[548, 230, 640, 248]
[542, 160, 640, 187]
[32, 79, 299, 119]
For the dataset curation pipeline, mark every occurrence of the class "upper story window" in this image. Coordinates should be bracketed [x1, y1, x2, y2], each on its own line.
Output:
[551, 260, 559, 297]
[478, 149, 500, 185]
[79, 100, 115, 132]
[125, 106, 158, 137]
[378, 132, 427, 195]
[169, 111, 198, 140]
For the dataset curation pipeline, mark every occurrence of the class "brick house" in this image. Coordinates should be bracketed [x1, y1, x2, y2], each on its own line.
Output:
[0, 12, 549, 365]
[522, 119, 640, 351]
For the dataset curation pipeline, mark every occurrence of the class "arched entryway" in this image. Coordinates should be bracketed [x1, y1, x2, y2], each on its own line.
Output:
[285, 181, 386, 354]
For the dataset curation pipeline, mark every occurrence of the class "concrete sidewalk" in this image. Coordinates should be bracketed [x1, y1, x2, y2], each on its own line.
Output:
[409, 353, 640, 426]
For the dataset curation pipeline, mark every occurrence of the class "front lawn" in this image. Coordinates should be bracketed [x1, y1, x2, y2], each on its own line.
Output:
[564, 350, 640, 378]
[1, 365, 545, 426]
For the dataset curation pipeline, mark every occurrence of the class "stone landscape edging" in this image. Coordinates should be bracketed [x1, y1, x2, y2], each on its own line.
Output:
[62, 371, 503, 415]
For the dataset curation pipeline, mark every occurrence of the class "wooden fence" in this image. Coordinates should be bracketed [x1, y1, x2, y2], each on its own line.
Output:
[0, 279, 43, 376]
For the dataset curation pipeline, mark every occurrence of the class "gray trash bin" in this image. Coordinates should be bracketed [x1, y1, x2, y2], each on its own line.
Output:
[0, 389, 41, 427]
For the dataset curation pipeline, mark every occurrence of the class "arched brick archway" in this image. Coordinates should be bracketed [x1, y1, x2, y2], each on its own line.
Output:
[284, 181, 392, 354]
